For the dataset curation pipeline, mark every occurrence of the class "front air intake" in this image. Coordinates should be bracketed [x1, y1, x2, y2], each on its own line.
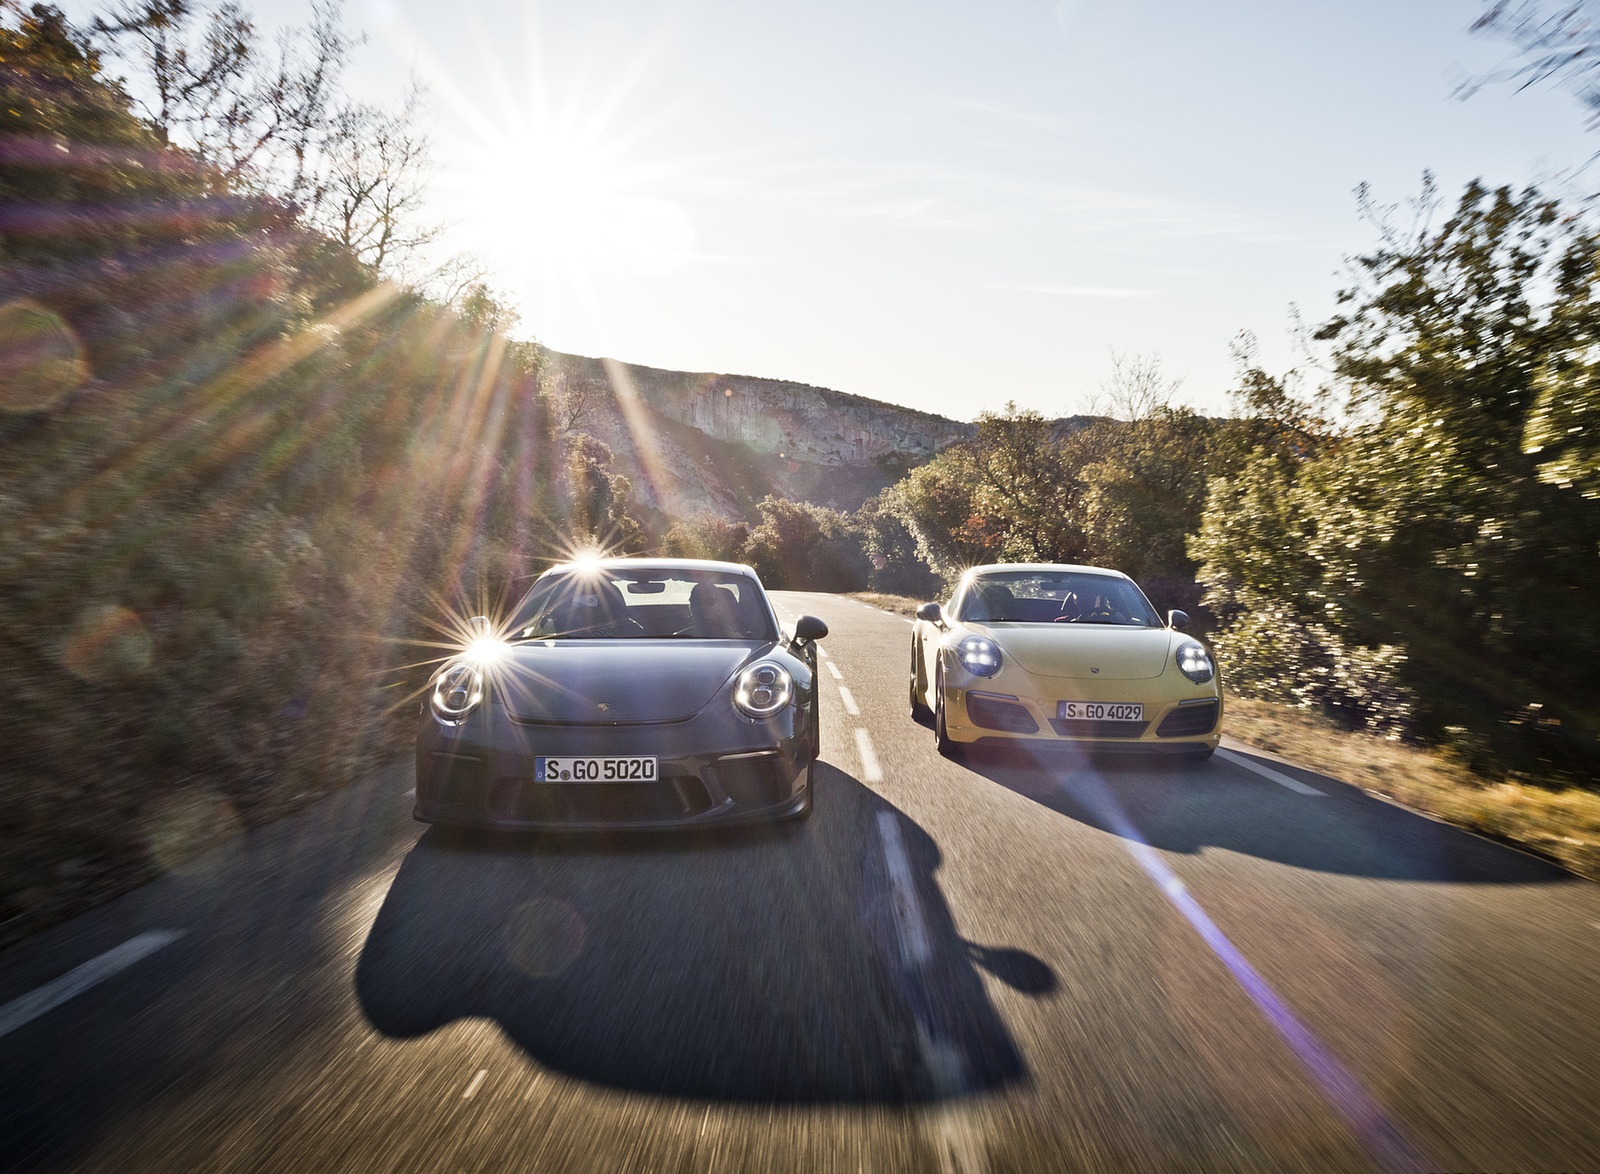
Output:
[1156, 700, 1219, 738]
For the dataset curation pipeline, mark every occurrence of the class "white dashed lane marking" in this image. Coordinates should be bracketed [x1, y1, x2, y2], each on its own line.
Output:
[837, 686, 861, 716]
[875, 811, 931, 965]
[0, 930, 186, 1039]
[854, 727, 884, 783]
[826, 661, 843, 680]
[1216, 748, 1325, 796]
[462, 1069, 488, 1099]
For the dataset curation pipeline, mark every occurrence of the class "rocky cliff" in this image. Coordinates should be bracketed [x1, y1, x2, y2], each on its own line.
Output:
[539, 349, 974, 521]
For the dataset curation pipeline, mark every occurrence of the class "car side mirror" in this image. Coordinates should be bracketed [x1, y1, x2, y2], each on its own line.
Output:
[916, 602, 945, 626]
[1167, 609, 1190, 631]
[792, 615, 828, 644]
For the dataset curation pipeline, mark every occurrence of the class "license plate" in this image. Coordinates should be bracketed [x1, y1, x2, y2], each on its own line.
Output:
[1057, 701, 1143, 721]
[536, 756, 658, 783]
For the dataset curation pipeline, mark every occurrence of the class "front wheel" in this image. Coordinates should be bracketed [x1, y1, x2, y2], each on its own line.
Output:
[910, 637, 932, 721]
[810, 686, 822, 762]
[789, 758, 815, 820]
[934, 671, 962, 760]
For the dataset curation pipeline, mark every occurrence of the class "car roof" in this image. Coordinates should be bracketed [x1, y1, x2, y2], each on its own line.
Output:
[542, 557, 760, 578]
[963, 563, 1133, 581]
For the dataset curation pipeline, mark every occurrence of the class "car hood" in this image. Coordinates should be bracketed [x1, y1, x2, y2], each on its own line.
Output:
[976, 623, 1175, 680]
[494, 641, 767, 723]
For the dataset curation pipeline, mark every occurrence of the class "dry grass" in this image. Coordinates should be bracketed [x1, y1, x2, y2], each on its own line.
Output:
[848, 591, 928, 618]
[1223, 694, 1600, 882]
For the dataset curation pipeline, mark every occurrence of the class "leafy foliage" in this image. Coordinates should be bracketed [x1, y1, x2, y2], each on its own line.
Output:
[1195, 180, 1600, 780]
[0, 3, 559, 946]
[661, 513, 749, 564]
[741, 495, 869, 592]
[885, 400, 1222, 612]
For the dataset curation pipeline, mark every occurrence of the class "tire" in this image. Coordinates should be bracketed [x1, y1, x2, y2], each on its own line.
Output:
[934, 669, 962, 760]
[910, 635, 932, 721]
[788, 759, 815, 821]
[810, 685, 822, 761]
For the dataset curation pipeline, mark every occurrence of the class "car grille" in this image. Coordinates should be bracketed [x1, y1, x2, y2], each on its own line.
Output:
[1048, 718, 1150, 739]
[967, 694, 1040, 734]
[1155, 700, 1219, 738]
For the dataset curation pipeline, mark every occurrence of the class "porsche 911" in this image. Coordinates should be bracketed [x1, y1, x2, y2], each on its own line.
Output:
[910, 563, 1220, 762]
[416, 558, 827, 830]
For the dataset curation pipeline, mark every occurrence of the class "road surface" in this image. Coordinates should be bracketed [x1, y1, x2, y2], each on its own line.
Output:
[2, 591, 1598, 1172]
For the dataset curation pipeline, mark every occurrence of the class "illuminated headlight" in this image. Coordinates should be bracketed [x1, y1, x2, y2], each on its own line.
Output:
[733, 661, 793, 718]
[431, 661, 484, 722]
[956, 634, 1002, 677]
[1175, 641, 1214, 684]
[463, 636, 506, 666]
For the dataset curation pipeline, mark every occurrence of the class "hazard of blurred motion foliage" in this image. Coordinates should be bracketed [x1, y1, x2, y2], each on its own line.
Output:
[3, 0, 1599, 946]
[0, 2, 569, 946]
[1193, 178, 1600, 786]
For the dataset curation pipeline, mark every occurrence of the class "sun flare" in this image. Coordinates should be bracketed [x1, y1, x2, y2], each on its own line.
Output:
[456, 110, 695, 294]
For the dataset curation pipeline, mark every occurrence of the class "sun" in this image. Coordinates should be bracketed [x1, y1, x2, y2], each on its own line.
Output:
[452, 106, 695, 298]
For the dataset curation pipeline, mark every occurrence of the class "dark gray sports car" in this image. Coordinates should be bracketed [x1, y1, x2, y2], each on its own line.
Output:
[415, 558, 828, 830]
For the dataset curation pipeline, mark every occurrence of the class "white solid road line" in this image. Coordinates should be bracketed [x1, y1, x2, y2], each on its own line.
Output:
[0, 930, 186, 1040]
[1216, 747, 1325, 796]
[855, 727, 884, 783]
[837, 685, 861, 716]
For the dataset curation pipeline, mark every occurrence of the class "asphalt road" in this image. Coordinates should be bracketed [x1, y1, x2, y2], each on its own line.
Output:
[2, 591, 1599, 1173]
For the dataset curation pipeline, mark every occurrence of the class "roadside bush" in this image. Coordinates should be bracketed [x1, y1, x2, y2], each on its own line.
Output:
[741, 496, 869, 591]
[1195, 180, 1600, 782]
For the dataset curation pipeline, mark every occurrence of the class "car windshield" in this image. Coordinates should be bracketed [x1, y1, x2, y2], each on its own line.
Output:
[956, 571, 1161, 627]
[508, 568, 778, 641]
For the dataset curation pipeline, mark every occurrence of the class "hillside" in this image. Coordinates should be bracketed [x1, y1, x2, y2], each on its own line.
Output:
[539, 349, 976, 520]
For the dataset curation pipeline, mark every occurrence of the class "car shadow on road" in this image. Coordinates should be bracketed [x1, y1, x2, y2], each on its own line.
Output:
[355, 763, 1049, 1102]
[965, 746, 1568, 884]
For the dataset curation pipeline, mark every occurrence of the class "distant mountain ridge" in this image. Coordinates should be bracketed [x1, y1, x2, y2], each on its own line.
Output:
[539, 349, 976, 521]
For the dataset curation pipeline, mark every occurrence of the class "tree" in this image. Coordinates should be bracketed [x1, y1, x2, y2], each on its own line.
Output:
[889, 404, 1087, 583]
[314, 81, 438, 271]
[741, 496, 868, 591]
[1091, 349, 1185, 421]
[566, 435, 644, 553]
[1461, 1, 1600, 131]
[89, 0, 438, 276]
[1197, 179, 1600, 776]
[852, 492, 940, 597]
[1069, 405, 1219, 615]
[662, 514, 749, 563]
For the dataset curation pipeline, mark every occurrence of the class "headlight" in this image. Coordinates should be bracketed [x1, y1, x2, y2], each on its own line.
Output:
[733, 661, 794, 718]
[1175, 640, 1214, 684]
[431, 661, 484, 722]
[956, 634, 1002, 677]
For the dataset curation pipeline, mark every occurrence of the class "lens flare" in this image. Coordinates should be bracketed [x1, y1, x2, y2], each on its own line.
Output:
[0, 298, 89, 414]
[61, 605, 153, 683]
[143, 789, 242, 877]
[1045, 765, 1428, 1173]
[503, 897, 587, 978]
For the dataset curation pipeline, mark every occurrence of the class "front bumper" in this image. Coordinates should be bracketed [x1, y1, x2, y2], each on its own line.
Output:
[942, 671, 1221, 753]
[415, 703, 813, 830]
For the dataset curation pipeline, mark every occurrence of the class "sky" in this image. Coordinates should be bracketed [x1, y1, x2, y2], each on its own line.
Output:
[62, 0, 1600, 419]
